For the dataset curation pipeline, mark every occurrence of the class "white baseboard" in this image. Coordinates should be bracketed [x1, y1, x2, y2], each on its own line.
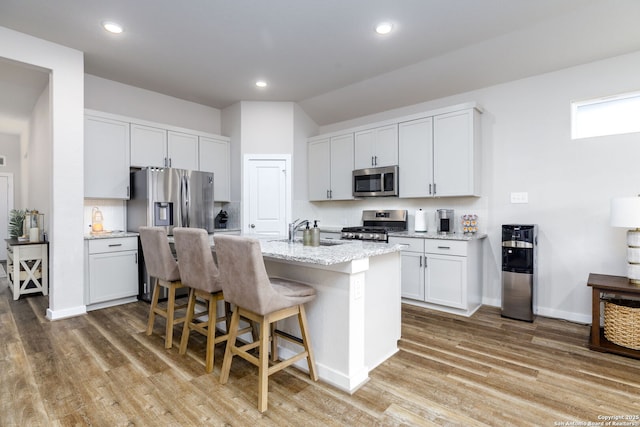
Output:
[46, 305, 87, 321]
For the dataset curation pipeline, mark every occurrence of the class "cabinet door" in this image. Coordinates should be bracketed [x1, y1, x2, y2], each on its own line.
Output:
[399, 117, 433, 198]
[130, 124, 167, 168]
[167, 131, 199, 170]
[88, 250, 138, 304]
[84, 115, 130, 199]
[372, 124, 398, 167]
[199, 136, 230, 202]
[308, 138, 331, 201]
[425, 254, 466, 309]
[433, 109, 476, 196]
[400, 251, 425, 300]
[354, 124, 398, 169]
[354, 129, 375, 169]
[329, 133, 355, 200]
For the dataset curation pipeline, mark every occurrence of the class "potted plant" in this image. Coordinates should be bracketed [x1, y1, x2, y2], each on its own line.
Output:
[9, 209, 26, 239]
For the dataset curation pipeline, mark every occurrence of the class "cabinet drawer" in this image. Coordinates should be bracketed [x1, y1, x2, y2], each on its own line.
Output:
[88, 237, 138, 254]
[425, 239, 467, 256]
[7, 244, 45, 260]
[389, 236, 424, 252]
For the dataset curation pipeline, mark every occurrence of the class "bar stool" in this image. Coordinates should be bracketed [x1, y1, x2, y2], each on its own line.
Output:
[173, 227, 229, 373]
[214, 234, 318, 412]
[139, 226, 187, 349]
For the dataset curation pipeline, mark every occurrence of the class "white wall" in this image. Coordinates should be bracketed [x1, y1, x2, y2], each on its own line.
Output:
[239, 101, 295, 154]
[297, 49, 640, 323]
[0, 132, 22, 207]
[0, 25, 85, 320]
[85, 74, 222, 134]
[25, 85, 51, 235]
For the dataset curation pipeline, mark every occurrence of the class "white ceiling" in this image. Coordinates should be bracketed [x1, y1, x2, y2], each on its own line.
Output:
[1, 0, 640, 126]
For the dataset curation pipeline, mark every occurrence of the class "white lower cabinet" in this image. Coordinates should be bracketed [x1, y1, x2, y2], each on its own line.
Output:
[85, 237, 139, 310]
[389, 236, 483, 316]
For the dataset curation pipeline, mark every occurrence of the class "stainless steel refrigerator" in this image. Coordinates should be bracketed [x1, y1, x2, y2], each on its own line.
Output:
[127, 167, 215, 301]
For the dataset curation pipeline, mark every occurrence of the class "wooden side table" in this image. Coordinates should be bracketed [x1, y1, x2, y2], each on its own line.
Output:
[587, 273, 640, 359]
[5, 238, 49, 301]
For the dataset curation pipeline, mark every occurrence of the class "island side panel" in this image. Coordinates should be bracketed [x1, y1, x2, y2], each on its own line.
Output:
[364, 251, 402, 370]
[264, 258, 369, 392]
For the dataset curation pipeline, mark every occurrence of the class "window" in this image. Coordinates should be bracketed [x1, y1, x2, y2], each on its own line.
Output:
[571, 91, 640, 139]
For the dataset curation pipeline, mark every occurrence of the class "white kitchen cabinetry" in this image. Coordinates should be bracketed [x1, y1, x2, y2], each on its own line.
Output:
[398, 117, 433, 198]
[85, 237, 139, 311]
[167, 131, 199, 170]
[84, 115, 130, 199]
[389, 236, 483, 316]
[354, 124, 398, 169]
[398, 107, 481, 198]
[199, 136, 231, 202]
[308, 133, 354, 201]
[130, 123, 168, 168]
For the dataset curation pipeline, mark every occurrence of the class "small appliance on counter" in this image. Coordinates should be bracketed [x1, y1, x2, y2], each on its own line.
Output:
[414, 209, 427, 232]
[214, 209, 229, 229]
[437, 209, 455, 234]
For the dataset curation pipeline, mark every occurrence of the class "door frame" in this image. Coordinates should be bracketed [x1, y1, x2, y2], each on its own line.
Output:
[0, 173, 14, 261]
[242, 154, 292, 235]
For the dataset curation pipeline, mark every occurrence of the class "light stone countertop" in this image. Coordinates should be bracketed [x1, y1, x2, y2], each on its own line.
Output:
[256, 238, 404, 266]
[388, 231, 487, 241]
[84, 231, 139, 240]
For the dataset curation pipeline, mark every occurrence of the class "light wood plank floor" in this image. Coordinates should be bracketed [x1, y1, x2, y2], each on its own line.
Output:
[1, 279, 639, 426]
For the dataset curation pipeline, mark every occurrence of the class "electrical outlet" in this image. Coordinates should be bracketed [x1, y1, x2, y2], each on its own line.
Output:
[510, 192, 529, 204]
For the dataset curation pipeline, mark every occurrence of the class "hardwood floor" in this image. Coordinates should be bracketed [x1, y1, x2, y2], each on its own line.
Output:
[2, 279, 639, 426]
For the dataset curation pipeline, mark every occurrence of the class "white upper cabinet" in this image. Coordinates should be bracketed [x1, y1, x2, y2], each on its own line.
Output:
[84, 115, 130, 199]
[398, 117, 433, 198]
[308, 133, 354, 201]
[399, 106, 481, 198]
[167, 130, 199, 170]
[199, 136, 230, 202]
[130, 123, 167, 168]
[354, 124, 398, 169]
[432, 109, 481, 197]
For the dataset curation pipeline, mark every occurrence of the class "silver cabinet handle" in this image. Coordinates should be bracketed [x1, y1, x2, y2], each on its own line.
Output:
[433, 183, 437, 195]
[429, 183, 432, 195]
[419, 255, 422, 267]
[108, 243, 122, 247]
[437, 246, 450, 250]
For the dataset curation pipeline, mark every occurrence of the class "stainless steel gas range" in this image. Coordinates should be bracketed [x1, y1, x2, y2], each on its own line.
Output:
[341, 210, 407, 242]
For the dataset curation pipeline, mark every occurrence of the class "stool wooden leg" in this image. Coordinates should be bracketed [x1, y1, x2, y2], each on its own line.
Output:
[146, 278, 160, 336]
[179, 288, 196, 355]
[298, 305, 318, 381]
[205, 294, 217, 373]
[270, 322, 278, 362]
[220, 308, 241, 384]
[165, 283, 176, 349]
[258, 316, 270, 413]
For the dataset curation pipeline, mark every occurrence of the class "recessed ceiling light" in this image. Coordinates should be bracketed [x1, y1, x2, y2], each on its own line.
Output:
[375, 22, 393, 35]
[256, 80, 268, 88]
[102, 21, 124, 34]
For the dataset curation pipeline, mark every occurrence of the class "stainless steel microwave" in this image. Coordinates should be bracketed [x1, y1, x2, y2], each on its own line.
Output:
[352, 165, 399, 197]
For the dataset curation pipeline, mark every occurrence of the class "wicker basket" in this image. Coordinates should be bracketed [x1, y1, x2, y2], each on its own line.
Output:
[604, 298, 640, 350]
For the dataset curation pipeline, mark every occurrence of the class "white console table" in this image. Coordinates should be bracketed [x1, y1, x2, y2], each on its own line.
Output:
[5, 238, 49, 301]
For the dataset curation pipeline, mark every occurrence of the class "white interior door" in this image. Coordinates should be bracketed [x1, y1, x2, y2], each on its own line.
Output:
[0, 174, 15, 261]
[244, 156, 291, 236]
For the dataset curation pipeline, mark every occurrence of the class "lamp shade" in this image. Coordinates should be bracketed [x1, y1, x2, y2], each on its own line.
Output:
[610, 197, 640, 228]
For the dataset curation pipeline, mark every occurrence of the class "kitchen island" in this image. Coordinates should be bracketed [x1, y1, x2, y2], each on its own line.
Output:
[239, 238, 404, 393]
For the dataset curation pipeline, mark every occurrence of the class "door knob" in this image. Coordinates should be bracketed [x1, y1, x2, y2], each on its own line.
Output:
[250, 224, 256, 228]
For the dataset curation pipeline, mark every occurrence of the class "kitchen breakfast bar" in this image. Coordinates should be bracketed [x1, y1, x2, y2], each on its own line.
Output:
[246, 238, 404, 393]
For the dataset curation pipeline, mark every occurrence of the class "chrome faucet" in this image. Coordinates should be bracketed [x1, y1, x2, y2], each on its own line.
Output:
[288, 219, 309, 242]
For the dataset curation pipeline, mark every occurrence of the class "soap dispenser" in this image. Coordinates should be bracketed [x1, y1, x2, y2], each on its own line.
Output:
[311, 220, 320, 247]
[303, 222, 312, 246]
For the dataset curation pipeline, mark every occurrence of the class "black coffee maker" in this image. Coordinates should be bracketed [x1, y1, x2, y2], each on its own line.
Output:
[214, 210, 228, 229]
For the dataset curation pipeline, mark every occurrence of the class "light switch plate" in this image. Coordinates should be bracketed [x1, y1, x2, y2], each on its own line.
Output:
[510, 192, 529, 204]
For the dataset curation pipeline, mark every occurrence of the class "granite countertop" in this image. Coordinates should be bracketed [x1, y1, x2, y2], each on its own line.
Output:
[256, 238, 404, 266]
[84, 231, 139, 240]
[388, 231, 487, 241]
